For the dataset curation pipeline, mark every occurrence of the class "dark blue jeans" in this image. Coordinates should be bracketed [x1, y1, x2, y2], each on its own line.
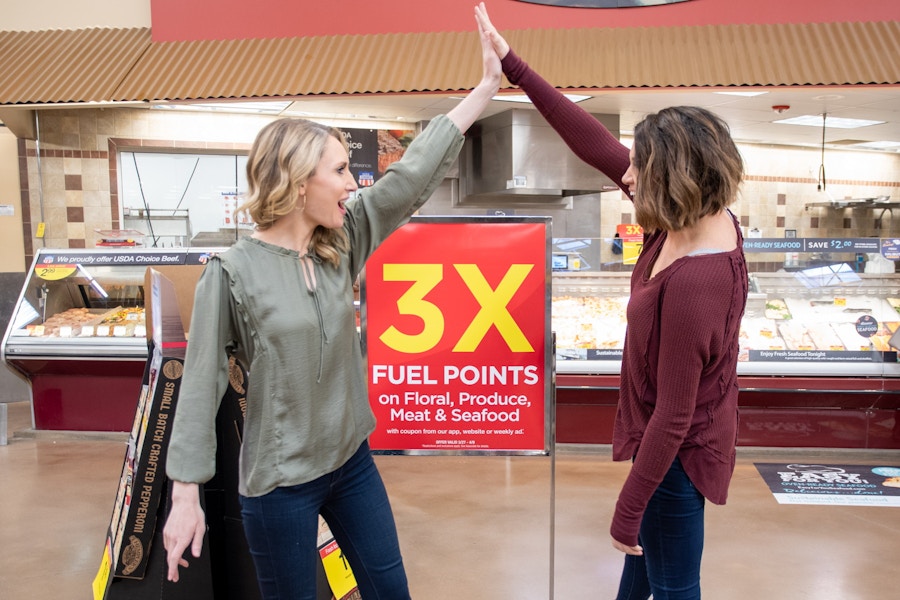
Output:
[239, 441, 410, 600]
[615, 456, 706, 600]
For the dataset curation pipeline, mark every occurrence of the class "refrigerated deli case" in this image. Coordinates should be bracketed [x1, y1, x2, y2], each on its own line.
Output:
[1, 248, 222, 431]
[553, 269, 900, 449]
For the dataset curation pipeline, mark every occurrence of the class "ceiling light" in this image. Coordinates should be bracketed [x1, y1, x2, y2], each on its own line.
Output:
[850, 141, 900, 151]
[774, 115, 885, 128]
[151, 101, 292, 114]
[492, 93, 591, 104]
[713, 91, 769, 97]
[288, 111, 407, 121]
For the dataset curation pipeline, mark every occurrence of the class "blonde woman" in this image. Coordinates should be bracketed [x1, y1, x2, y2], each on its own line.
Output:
[163, 9, 501, 598]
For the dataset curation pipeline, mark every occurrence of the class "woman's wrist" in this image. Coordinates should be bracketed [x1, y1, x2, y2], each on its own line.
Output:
[170, 480, 200, 504]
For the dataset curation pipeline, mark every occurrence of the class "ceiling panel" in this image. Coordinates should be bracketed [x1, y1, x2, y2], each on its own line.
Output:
[281, 85, 900, 151]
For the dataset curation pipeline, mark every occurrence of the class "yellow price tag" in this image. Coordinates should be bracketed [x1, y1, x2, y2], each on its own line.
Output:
[319, 540, 358, 599]
[834, 297, 846, 306]
[623, 240, 644, 265]
[91, 538, 113, 599]
[35, 265, 77, 281]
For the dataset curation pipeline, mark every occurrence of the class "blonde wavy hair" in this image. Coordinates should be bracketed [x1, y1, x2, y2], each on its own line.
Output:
[631, 106, 744, 233]
[238, 118, 350, 267]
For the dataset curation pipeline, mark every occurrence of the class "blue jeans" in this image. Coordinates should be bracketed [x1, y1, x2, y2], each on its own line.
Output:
[239, 441, 410, 600]
[615, 456, 706, 600]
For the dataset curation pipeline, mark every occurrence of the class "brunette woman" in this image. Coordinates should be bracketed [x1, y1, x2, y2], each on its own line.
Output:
[477, 4, 747, 599]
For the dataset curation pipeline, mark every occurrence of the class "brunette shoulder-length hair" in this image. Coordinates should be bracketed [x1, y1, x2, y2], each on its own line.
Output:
[238, 118, 350, 267]
[631, 106, 744, 233]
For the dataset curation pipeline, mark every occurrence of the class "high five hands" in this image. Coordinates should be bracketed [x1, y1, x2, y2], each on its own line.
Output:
[475, 2, 510, 60]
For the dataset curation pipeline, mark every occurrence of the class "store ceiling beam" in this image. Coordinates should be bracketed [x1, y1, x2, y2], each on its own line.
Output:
[0, 108, 35, 139]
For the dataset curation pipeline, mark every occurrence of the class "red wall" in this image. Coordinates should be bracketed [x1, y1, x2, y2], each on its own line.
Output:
[150, 0, 900, 42]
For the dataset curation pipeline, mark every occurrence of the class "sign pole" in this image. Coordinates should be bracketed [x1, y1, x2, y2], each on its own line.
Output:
[364, 215, 554, 597]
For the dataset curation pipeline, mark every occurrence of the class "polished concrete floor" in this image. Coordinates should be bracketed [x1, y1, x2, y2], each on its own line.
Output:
[2, 398, 899, 600]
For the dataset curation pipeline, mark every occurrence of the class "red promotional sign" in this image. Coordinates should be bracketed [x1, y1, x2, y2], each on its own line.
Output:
[364, 217, 551, 454]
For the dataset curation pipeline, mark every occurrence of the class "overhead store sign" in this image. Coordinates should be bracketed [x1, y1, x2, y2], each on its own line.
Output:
[363, 217, 552, 454]
[340, 127, 414, 189]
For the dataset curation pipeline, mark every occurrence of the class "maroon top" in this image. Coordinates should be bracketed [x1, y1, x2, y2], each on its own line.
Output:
[502, 50, 748, 546]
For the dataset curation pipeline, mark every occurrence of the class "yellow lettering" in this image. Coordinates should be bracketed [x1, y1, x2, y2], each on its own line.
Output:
[379, 264, 444, 353]
[452, 264, 534, 352]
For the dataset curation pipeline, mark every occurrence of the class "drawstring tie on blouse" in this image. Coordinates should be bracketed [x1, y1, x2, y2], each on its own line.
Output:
[299, 252, 328, 383]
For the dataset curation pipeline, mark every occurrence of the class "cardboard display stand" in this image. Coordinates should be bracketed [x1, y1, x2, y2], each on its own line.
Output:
[95, 267, 345, 600]
[94, 267, 220, 599]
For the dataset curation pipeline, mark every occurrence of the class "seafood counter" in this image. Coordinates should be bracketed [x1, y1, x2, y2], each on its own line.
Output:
[552, 271, 900, 377]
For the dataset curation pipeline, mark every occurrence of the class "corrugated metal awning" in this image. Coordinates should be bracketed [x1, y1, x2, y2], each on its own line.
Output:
[0, 28, 150, 104]
[1, 20, 897, 106]
[508, 20, 900, 89]
[111, 31, 484, 102]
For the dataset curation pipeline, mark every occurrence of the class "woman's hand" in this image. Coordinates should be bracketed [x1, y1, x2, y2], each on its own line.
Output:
[475, 2, 510, 60]
[612, 537, 644, 556]
[162, 481, 206, 582]
[474, 3, 502, 89]
[445, 3, 502, 132]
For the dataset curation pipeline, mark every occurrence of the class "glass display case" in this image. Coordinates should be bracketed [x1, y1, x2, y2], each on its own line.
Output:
[550, 237, 900, 449]
[552, 270, 900, 378]
[1, 248, 224, 431]
[552, 239, 900, 377]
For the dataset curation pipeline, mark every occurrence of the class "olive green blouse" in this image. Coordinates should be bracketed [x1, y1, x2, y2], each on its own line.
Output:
[166, 115, 463, 497]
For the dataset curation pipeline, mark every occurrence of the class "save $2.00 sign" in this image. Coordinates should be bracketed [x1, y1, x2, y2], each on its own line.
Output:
[365, 219, 549, 453]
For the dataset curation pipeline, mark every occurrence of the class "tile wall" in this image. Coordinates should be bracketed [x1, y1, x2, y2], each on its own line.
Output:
[593, 140, 900, 271]
[16, 107, 900, 270]
[19, 107, 270, 264]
